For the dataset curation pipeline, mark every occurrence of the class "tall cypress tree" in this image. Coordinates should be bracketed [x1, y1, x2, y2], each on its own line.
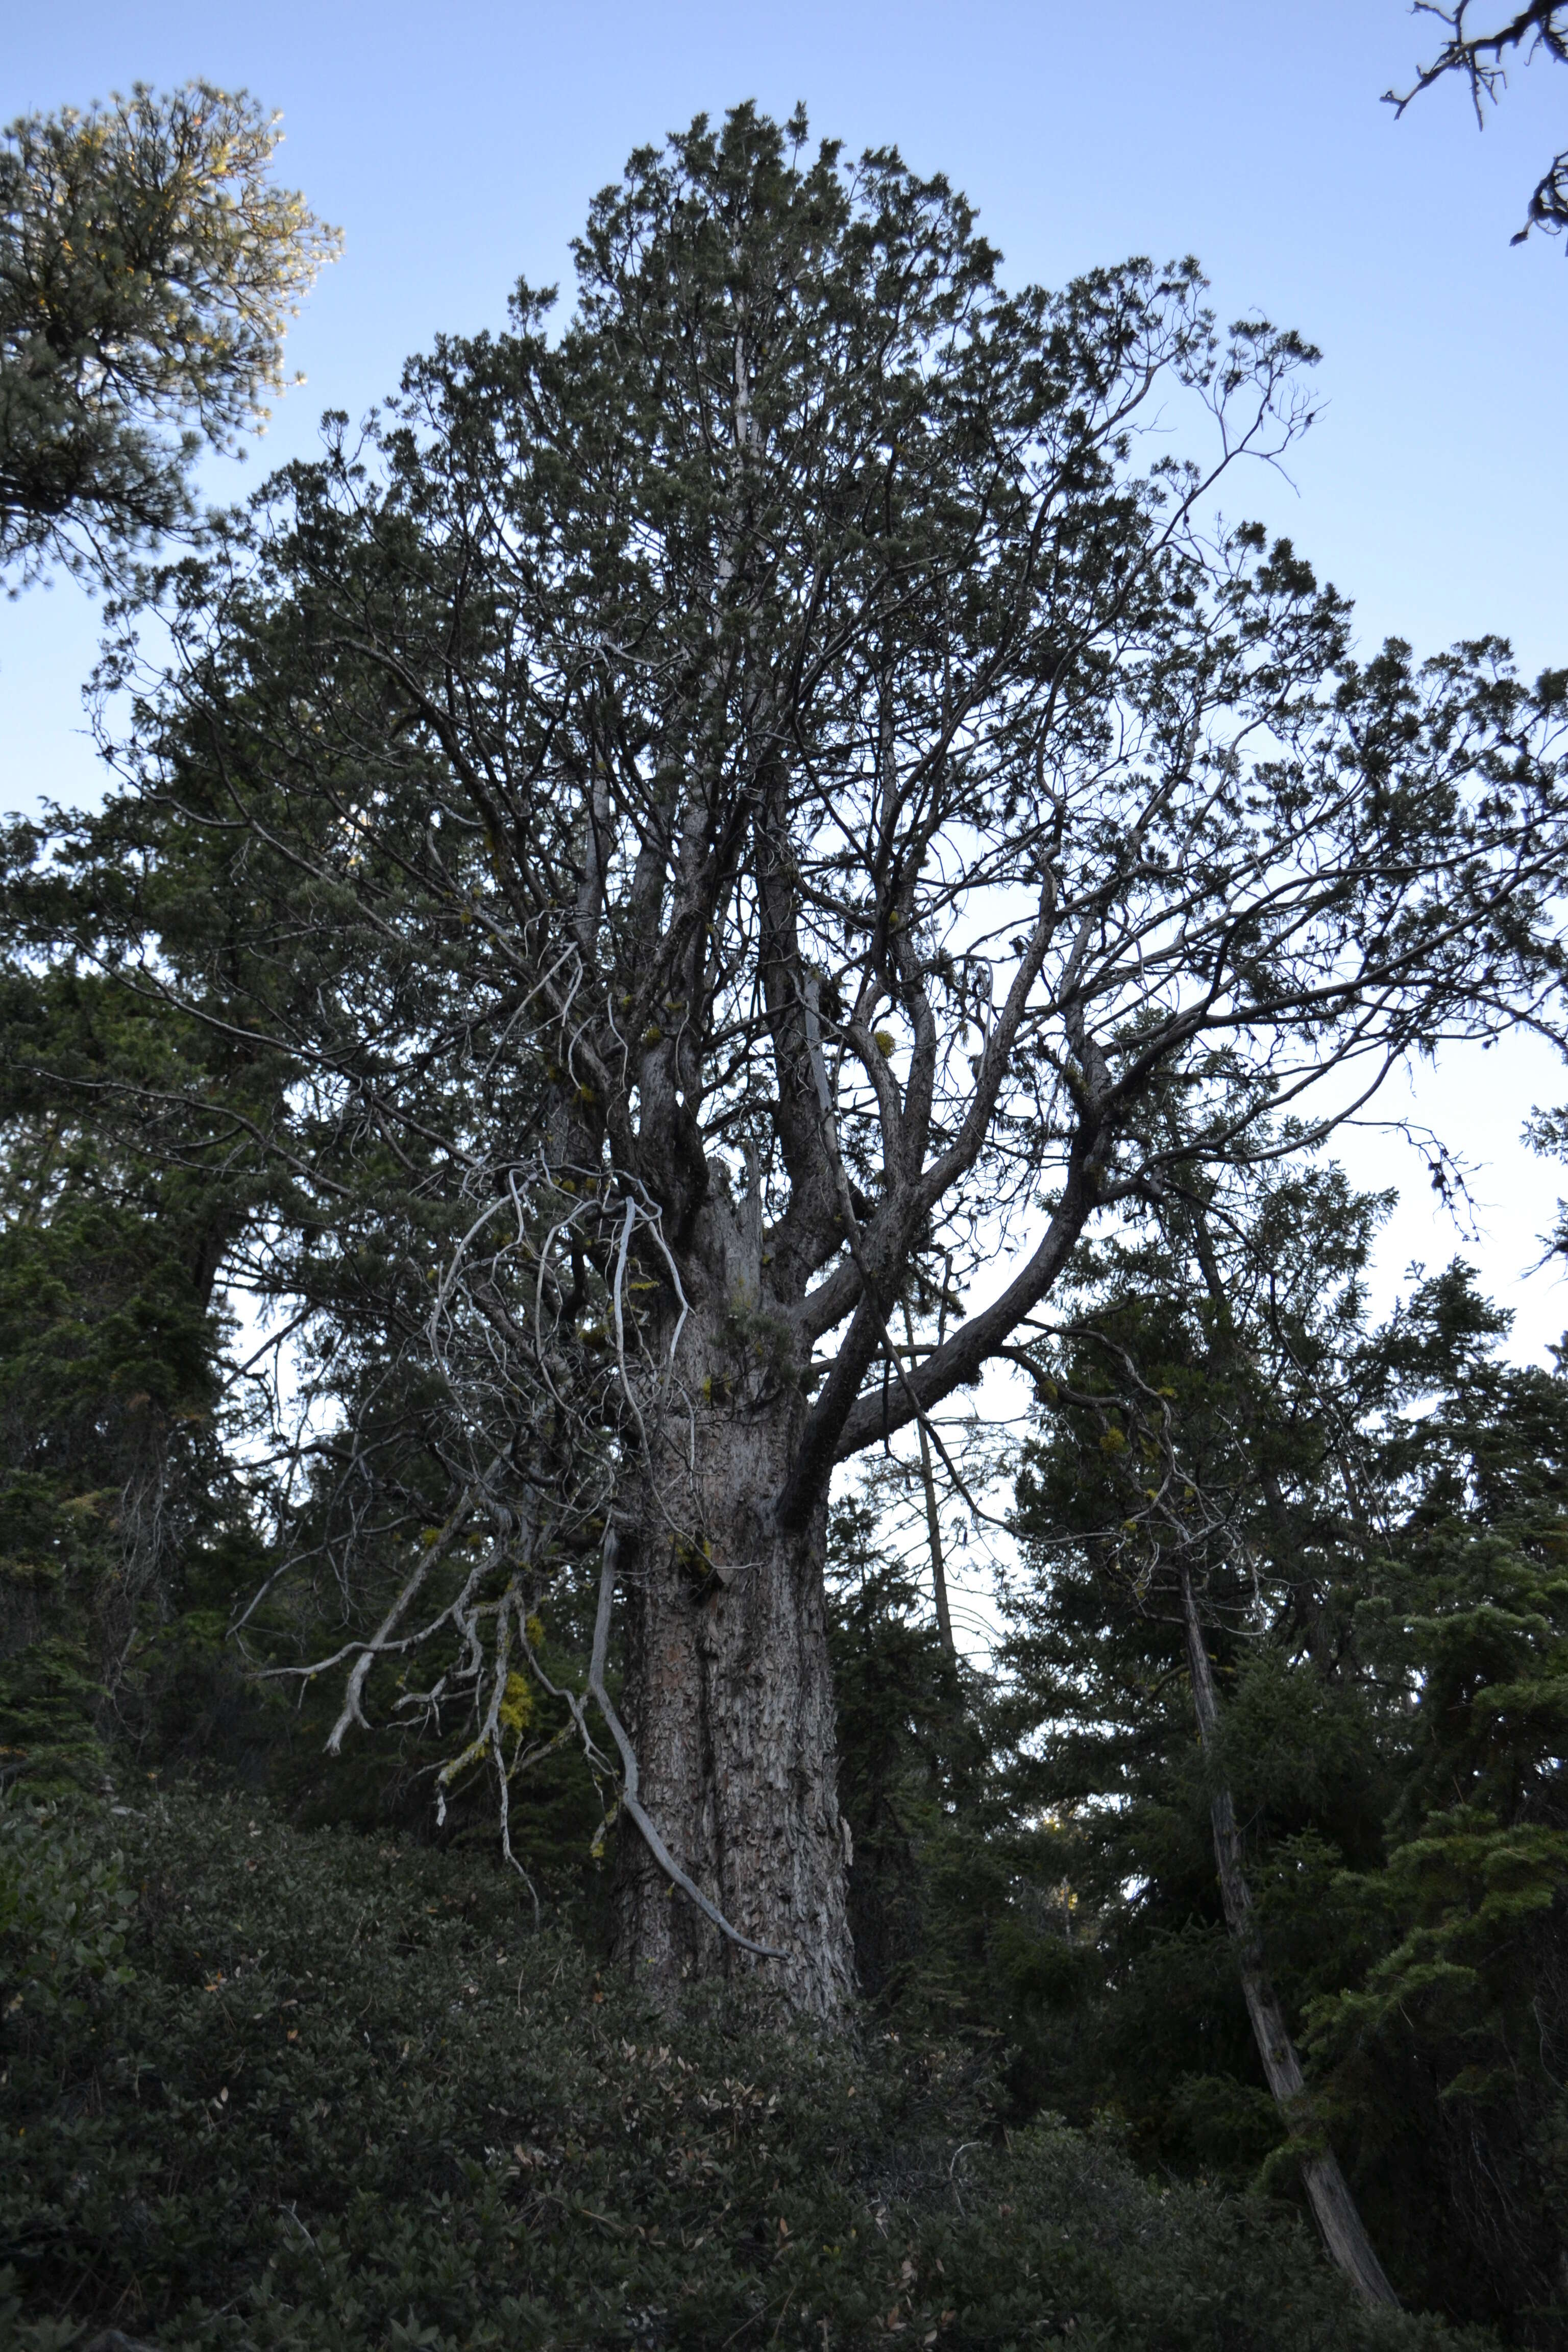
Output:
[12, 105, 1566, 2020]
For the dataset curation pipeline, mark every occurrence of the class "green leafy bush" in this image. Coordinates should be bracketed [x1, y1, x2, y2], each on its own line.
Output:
[0, 1792, 1487, 2350]
[0, 1802, 136, 2018]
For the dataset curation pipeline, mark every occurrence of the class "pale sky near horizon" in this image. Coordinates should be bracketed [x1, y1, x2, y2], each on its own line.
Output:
[5, 0, 1568, 1387]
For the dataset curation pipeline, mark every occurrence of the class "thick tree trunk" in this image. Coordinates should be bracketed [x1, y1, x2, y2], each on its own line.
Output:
[1179, 1568, 1398, 2308]
[613, 1206, 855, 2017]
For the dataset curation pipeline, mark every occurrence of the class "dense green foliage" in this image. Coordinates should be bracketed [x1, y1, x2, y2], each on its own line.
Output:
[994, 1172, 1568, 2342]
[0, 1788, 1484, 2352]
[1, 83, 337, 585]
[826, 1501, 1042, 2030]
[0, 950, 277, 1797]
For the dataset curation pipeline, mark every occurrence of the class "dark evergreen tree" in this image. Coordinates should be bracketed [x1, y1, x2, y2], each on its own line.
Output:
[826, 1495, 1068, 2038]
[0, 931, 271, 1787]
[1007, 1162, 1568, 2339]
[1306, 1268, 1568, 2338]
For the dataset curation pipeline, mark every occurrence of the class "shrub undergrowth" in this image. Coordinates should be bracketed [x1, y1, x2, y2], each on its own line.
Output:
[0, 1792, 1491, 2351]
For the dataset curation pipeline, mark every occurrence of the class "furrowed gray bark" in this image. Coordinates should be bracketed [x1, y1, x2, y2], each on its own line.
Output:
[614, 1192, 855, 2016]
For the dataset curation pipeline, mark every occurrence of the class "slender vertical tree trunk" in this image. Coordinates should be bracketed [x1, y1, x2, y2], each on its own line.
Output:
[613, 1202, 855, 2017]
[904, 1302, 956, 1658]
[1178, 1566, 1398, 2307]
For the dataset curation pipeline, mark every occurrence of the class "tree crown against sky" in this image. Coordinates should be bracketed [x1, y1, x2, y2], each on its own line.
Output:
[12, 102, 1565, 2005]
[0, 80, 339, 588]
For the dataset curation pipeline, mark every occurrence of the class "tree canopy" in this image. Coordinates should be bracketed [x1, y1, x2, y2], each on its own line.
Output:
[0, 81, 338, 587]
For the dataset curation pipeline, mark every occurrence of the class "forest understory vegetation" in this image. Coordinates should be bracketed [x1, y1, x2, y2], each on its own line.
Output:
[0, 1786, 1505, 2352]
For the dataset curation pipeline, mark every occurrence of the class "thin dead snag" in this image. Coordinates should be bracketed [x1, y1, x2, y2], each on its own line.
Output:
[1179, 1565, 1399, 2308]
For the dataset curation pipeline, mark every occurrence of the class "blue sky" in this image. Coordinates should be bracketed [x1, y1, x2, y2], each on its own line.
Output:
[4, 0, 1567, 1353]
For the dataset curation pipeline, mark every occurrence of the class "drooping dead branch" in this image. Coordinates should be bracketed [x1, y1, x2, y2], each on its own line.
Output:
[1387, 3, 1568, 241]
